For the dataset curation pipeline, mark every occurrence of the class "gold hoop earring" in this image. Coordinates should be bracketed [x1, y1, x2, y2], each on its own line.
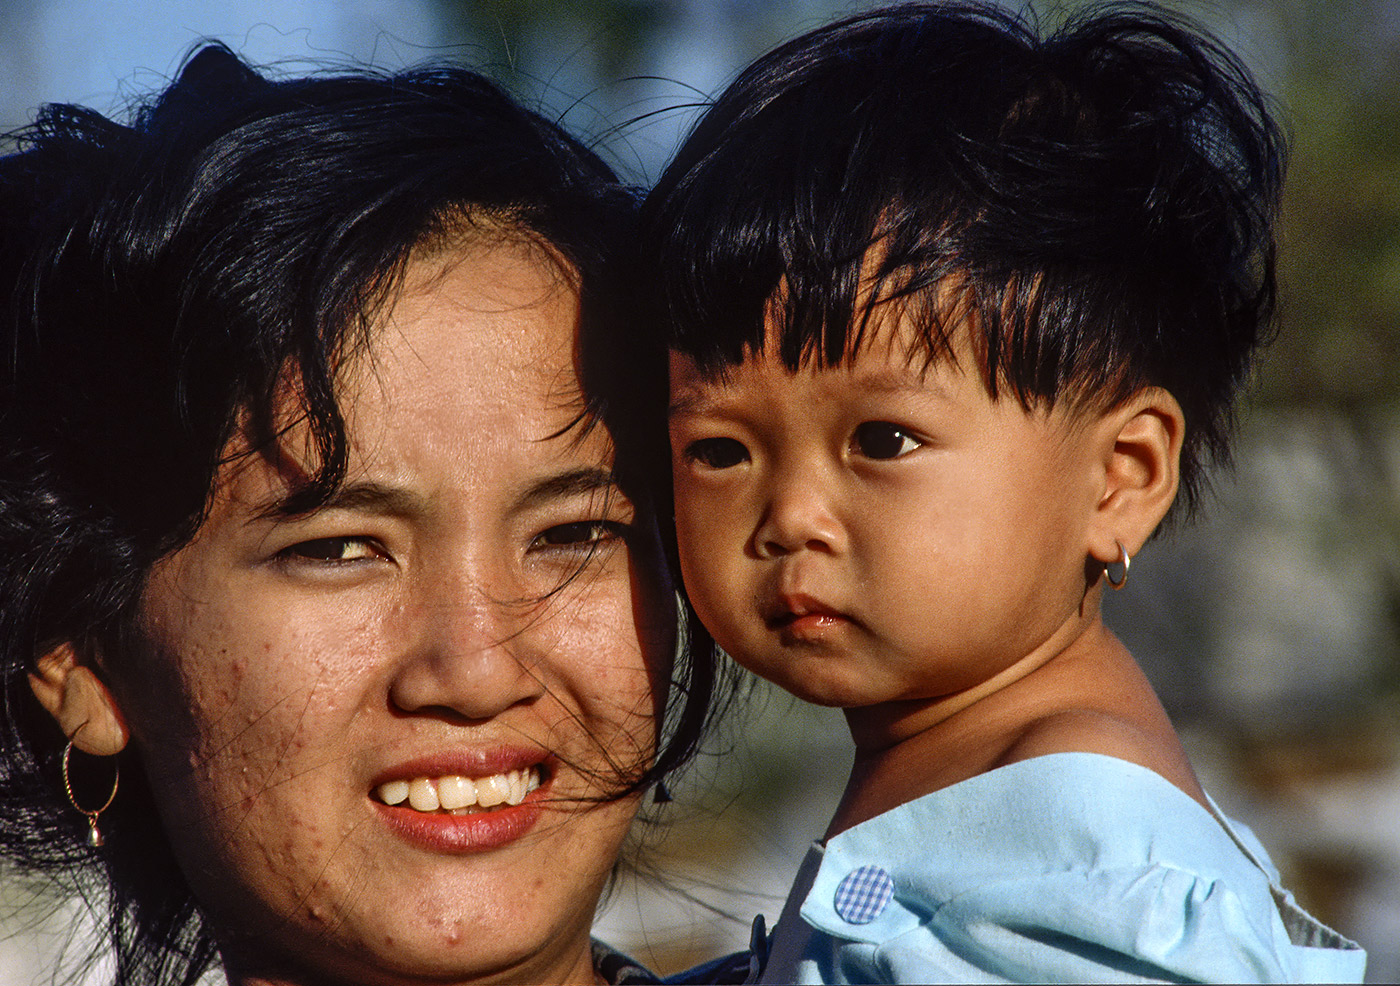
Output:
[62, 739, 119, 847]
[1105, 541, 1131, 590]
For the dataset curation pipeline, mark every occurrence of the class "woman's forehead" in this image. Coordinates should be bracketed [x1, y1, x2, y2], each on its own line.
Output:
[352, 239, 587, 435]
[219, 236, 605, 516]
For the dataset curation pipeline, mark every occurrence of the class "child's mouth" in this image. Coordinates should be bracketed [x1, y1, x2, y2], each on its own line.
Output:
[763, 593, 851, 632]
[769, 611, 848, 629]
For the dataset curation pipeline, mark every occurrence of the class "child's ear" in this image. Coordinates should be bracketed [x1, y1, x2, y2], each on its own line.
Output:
[28, 642, 130, 755]
[1087, 386, 1185, 567]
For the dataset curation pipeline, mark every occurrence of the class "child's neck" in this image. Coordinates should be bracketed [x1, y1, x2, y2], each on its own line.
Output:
[826, 613, 1205, 838]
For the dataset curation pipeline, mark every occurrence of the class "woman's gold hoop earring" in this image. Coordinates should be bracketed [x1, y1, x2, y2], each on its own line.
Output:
[1105, 541, 1131, 590]
[62, 739, 119, 847]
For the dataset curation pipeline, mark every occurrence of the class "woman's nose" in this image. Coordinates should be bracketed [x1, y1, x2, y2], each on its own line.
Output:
[389, 583, 546, 721]
[751, 469, 846, 559]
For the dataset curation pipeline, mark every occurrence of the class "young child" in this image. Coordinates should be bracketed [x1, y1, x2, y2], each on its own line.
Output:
[643, 3, 1366, 982]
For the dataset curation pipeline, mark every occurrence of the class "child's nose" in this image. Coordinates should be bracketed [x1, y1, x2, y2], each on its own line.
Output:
[752, 477, 846, 558]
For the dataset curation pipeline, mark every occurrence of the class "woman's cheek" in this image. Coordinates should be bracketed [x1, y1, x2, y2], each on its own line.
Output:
[552, 586, 657, 765]
[129, 594, 338, 812]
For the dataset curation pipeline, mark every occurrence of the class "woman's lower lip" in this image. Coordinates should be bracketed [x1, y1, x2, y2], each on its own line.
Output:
[376, 797, 545, 853]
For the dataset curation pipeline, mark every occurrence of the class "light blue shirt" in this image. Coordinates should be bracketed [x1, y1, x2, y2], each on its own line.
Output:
[759, 753, 1365, 984]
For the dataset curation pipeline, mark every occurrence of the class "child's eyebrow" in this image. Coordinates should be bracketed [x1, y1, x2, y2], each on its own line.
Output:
[667, 366, 951, 421]
[851, 367, 950, 400]
[668, 389, 720, 417]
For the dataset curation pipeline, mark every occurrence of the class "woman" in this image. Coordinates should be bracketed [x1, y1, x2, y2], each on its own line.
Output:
[0, 44, 710, 985]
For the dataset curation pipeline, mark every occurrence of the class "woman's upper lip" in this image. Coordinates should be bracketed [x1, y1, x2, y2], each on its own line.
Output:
[372, 747, 551, 786]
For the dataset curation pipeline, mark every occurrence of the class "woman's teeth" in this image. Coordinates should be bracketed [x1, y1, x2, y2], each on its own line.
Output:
[376, 767, 542, 813]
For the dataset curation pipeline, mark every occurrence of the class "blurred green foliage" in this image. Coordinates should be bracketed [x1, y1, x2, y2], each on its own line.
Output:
[1265, 0, 1400, 409]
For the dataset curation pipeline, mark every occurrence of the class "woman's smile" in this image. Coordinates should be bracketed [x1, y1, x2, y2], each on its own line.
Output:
[374, 766, 545, 814]
[369, 751, 550, 853]
[374, 770, 548, 854]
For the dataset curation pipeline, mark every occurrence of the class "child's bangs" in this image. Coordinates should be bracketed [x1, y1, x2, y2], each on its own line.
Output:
[774, 214, 976, 373]
[774, 248, 1150, 419]
[661, 162, 1164, 430]
[656, 169, 878, 376]
[661, 185, 976, 382]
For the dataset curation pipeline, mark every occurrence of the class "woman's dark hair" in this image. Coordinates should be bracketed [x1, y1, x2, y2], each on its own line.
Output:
[644, 0, 1286, 521]
[0, 43, 714, 985]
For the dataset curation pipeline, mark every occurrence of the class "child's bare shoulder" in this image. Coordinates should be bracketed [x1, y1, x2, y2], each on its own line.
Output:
[999, 707, 1207, 807]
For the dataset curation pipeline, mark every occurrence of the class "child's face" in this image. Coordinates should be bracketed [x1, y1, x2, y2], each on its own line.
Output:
[668, 320, 1108, 714]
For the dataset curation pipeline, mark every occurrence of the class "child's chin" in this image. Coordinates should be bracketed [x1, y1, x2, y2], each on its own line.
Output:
[791, 688, 855, 708]
[753, 669, 882, 709]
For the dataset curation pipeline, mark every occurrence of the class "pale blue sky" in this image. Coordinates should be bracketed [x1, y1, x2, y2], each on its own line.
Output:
[0, 0, 453, 127]
[0, 0, 772, 183]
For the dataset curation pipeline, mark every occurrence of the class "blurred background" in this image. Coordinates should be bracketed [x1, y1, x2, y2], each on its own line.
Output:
[0, 0, 1395, 982]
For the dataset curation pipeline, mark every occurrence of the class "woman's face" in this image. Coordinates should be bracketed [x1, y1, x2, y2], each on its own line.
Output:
[118, 235, 670, 984]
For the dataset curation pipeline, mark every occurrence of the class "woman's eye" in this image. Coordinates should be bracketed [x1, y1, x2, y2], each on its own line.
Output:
[851, 422, 923, 460]
[281, 537, 380, 563]
[684, 437, 750, 469]
[532, 521, 625, 550]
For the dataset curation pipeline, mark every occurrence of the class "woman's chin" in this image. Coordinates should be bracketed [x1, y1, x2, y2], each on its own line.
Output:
[220, 891, 596, 986]
[205, 792, 629, 985]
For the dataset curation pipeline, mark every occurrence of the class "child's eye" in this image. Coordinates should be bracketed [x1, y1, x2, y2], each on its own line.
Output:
[531, 520, 626, 550]
[280, 537, 382, 563]
[684, 437, 750, 469]
[851, 422, 923, 460]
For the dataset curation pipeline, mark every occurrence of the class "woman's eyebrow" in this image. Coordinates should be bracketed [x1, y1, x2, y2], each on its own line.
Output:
[514, 467, 619, 511]
[322, 481, 431, 516]
[263, 481, 430, 520]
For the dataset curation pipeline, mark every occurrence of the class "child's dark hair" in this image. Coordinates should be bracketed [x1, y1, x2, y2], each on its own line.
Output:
[645, 0, 1286, 521]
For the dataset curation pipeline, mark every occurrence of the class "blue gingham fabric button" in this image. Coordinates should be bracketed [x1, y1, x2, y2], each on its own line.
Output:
[832, 865, 894, 924]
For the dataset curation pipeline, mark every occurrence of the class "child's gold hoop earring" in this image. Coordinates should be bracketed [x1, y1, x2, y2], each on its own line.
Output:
[1104, 541, 1131, 590]
[62, 738, 119, 847]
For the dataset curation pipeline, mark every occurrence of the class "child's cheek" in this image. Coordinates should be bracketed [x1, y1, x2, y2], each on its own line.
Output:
[673, 490, 740, 624]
